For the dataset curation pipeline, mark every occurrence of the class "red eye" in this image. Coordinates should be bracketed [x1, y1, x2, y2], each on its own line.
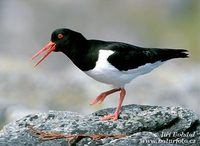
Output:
[57, 33, 64, 39]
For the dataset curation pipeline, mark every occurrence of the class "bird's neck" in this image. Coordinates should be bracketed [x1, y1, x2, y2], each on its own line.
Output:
[62, 34, 97, 71]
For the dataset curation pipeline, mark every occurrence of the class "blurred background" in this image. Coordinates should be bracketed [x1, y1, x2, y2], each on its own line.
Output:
[0, 0, 200, 128]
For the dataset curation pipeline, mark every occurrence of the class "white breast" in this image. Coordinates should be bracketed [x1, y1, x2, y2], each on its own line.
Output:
[85, 50, 163, 88]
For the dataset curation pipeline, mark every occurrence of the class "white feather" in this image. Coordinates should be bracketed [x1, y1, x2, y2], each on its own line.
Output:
[85, 50, 163, 88]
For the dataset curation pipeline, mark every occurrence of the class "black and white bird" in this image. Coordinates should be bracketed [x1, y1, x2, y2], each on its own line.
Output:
[32, 28, 188, 121]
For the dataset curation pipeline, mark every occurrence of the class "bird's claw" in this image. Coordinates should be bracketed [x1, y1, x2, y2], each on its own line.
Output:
[100, 113, 118, 121]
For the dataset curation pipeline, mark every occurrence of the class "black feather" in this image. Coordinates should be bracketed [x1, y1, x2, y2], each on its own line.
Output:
[107, 43, 189, 71]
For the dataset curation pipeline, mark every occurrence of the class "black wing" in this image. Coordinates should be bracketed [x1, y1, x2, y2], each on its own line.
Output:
[106, 42, 188, 71]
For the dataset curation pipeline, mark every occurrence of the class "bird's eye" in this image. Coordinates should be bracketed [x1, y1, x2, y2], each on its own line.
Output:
[57, 33, 64, 39]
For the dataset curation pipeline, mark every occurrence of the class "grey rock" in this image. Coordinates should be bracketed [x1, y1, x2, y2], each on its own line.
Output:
[0, 104, 199, 146]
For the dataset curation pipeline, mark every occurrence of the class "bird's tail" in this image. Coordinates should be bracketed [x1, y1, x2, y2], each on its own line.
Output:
[158, 49, 189, 61]
[169, 49, 189, 58]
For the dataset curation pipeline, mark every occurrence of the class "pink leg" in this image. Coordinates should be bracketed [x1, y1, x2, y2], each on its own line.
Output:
[90, 88, 120, 105]
[101, 88, 126, 121]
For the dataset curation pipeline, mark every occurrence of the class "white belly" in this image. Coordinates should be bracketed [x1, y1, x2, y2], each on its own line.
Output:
[84, 50, 163, 88]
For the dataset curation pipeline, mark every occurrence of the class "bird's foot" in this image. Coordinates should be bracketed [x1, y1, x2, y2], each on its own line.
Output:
[90, 93, 107, 105]
[90, 89, 120, 105]
[101, 113, 119, 121]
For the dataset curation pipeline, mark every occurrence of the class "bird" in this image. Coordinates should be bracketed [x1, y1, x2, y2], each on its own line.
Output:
[31, 28, 188, 121]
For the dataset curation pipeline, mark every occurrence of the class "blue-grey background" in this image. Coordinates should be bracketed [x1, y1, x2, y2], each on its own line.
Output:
[0, 0, 200, 128]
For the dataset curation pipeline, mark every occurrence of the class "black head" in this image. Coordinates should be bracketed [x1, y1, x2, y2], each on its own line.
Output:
[50, 28, 76, 52]
[31, 28, 85, 67]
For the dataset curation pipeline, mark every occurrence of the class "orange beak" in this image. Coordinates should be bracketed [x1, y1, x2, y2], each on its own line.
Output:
[31, 41, 56, 67]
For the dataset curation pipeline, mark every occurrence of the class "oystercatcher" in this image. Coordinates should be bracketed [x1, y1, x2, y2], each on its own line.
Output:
[32, 28, 188, 121]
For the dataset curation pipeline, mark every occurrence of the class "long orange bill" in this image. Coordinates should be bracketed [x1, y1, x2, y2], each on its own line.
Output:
[31, 41, 56, 67]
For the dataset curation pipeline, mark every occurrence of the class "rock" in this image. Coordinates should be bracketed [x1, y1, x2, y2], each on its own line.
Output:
[0, 104, 199, 146]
